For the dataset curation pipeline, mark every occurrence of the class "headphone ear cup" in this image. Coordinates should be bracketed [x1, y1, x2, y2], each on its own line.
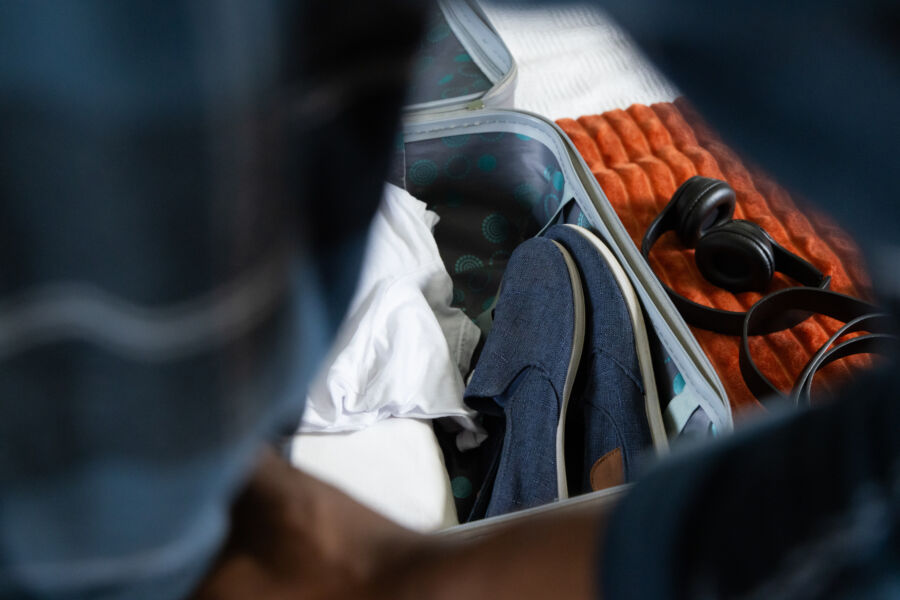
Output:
[695, 221, 776, 292]
[672, 176, 736, 247]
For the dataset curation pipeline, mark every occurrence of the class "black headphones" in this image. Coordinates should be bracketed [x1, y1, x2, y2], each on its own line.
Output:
[740, 287, 897, 405]
[641, 176, 830, 335]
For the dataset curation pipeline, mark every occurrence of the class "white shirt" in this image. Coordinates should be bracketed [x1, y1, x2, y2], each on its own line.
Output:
[301, 184, 482, 433]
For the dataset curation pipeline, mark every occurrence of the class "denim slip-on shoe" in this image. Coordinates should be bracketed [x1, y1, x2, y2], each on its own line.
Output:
[544, 224, 666, 495]
[464, 237, 585, 519]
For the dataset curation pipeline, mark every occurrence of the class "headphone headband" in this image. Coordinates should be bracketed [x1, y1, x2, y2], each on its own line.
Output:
[739, 287, 898, 404]
[641, 176, 896, 405]
[641, 176, 830, 335]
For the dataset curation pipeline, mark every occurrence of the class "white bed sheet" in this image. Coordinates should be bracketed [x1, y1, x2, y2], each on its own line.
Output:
[291, 418, 459, 532]
[480, 2, 679, 120]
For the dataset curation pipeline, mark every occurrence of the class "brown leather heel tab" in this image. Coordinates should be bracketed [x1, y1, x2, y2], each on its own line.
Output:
[590, 447, 624, 491]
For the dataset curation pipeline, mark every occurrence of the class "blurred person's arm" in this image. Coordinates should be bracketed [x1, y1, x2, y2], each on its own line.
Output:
[0, 2, 426, 598]
[190, 446, 604, 600]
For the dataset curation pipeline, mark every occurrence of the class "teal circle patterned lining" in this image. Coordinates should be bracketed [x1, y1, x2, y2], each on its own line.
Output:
[489, 249, 511, 266]
[514, 182, 540, 209]
[441, 86, 470, 99]
[672, 373, 686, 395]
[408, 159, 438, 186]
[454, 52, 472, 63]
[427, 23, 451, 43]
[477, 154, 497, 172]
[404, 126, 565, 328]
[445, 190, 464, 207]
[445, 154, 471, 179]
[479, 131, 505, 142]
[467, 269, 490, 292]
[415, 55, 434, 74]
[457, 62, 483, 79]
[552, 170, 565, 192]
[481, 213, 510, 244]
[442, 134, 470, 148]
[455, 254, 484, 273]
[438, 73, 454, 86]
[543, 193, 560, 219]
[577, 212, 590, 228]
[451, 476, 473, 499]
[481, 295, 496, 311]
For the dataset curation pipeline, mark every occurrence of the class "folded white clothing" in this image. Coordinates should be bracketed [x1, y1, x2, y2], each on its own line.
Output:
[290, 418, 459, 532]
[301, 183, 482, 433]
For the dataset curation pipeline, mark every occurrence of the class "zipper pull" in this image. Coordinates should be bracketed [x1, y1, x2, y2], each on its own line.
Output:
[465, 99, 485, 111]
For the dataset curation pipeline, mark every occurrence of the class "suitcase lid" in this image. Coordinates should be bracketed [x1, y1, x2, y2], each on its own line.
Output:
[405, 0, 516, 115]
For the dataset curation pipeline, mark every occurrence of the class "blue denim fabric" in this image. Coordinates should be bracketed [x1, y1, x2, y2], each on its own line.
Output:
[543, 225, 652, 493]
[0, 2, 427, 598]
[464, 237, 582, 518]
[603, 363, 900, 600]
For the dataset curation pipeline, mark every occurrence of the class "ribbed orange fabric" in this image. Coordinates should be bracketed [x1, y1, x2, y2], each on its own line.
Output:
[558, 99, 872, 415]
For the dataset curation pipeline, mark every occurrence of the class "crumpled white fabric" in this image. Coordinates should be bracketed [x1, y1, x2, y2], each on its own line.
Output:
[301, 183, 482, 433]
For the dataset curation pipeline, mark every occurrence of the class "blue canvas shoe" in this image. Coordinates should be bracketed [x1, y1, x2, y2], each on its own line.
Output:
[544, 224, 665, 495]
[464, 236, 585, 519]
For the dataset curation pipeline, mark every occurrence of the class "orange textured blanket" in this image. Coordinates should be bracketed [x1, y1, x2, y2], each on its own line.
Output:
[558, 99, 872, 415]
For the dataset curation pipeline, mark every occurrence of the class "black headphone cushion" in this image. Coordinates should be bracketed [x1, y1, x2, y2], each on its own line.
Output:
[673, 176, 736, 247]
[695, 220, 776, 293]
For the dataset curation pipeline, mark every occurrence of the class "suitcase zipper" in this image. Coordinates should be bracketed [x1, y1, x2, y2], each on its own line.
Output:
[405, 1, 518, 118]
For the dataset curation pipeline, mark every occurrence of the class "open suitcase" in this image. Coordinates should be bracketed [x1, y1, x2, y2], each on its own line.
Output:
[379, 0, 734, 537]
